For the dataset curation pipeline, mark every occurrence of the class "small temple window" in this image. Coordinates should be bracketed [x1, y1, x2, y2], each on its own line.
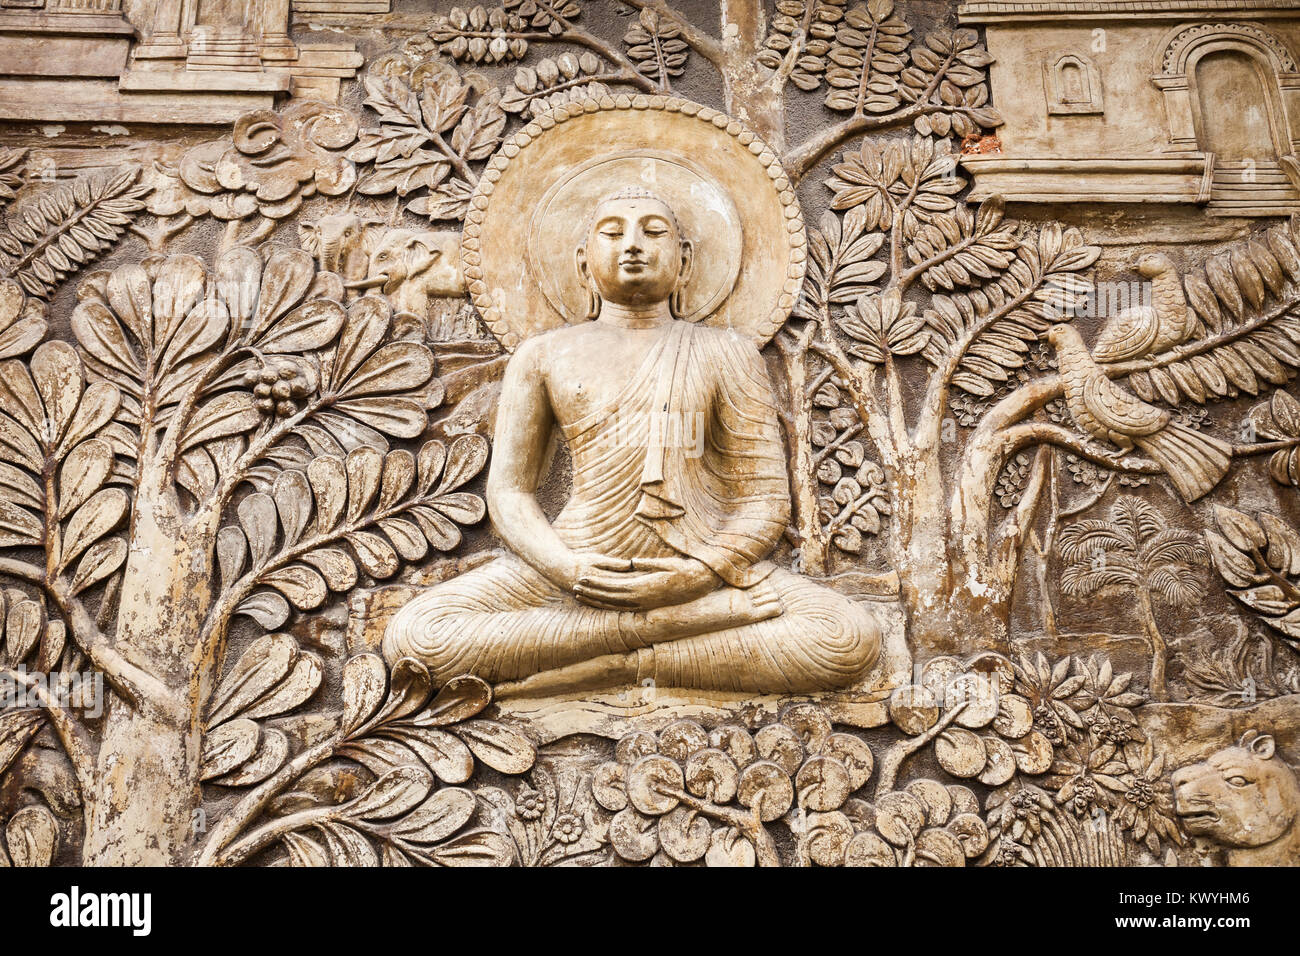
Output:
[1045, 53, 1103, 115]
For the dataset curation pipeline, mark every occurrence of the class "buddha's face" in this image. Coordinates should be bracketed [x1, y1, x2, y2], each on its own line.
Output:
[578, 196, 691, 308]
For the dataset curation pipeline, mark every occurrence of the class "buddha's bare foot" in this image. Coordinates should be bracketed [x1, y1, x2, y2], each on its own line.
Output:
[623, 581, 784, 645]
[748, 578, 784, 622]
[495, 651, 639, 699]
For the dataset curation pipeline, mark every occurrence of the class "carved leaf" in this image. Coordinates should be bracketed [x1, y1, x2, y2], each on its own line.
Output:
[388, 787, 476, 844]
[428, 829, 514, 867]
[206, 633, 298, 728]
[235, 591, 290, 630]
[283, 831, 330, 867]
[69, 538, 127, 595]
[412, 674, 492, 726]
[454, 719, 537, 774]
[59, 488, 127, 573]
[0, 709, 43, 779]
[0, 168, 150, 299]
[385, 727, 475, 785]
[1206, 506, 1300, 652]
[319, 822, 379, 866]
[57, 439, 113, 520]
[214, 728, 289, 787]
[5, 805, 57, 867]
[3, 596, 41, 664]
[200, 719, 261, 780]
[240, 653, 323, 721]
[180, 393, 261, 453]
[344, 765, 433, 822]
[341, 653, 388, 737]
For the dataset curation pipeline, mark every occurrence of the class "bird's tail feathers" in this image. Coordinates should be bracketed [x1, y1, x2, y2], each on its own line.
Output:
[1135, 424, 1231, 502]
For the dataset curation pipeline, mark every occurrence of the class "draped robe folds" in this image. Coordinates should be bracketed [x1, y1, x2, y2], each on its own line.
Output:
[384, 321, 881, 693]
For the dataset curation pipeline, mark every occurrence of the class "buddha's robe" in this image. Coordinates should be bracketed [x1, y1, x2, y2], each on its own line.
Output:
[384, 321, 880, 693]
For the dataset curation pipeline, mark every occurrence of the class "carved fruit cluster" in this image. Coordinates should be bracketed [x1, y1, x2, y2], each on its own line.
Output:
[242, 357, 319, 419]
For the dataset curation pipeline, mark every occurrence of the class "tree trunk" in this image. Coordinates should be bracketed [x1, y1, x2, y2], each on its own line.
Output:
[82, 701, 202, 866]
[888, 441, 1015, 659]
[1138, 587, 1169, 702]
[81, 483, 216, 865]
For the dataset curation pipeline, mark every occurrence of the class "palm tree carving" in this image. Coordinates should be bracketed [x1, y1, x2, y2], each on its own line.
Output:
[1059, 497, 1206, 702]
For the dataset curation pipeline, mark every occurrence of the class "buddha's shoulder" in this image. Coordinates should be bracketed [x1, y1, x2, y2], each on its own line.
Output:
[689, 323, 761, 356]
[508, 324, 581, 359]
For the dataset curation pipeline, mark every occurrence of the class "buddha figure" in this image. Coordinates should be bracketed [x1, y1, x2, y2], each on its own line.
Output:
[384, 187, 882, 697]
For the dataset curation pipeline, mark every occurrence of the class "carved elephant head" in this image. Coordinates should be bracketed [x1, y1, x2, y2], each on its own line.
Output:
[298, 213, 383, 284]
[347, 228, 465, 306]
[1171, 730, 1300, 849]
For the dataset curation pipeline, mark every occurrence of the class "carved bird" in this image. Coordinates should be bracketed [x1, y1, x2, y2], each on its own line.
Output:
[1091, 253, 1193, 363]
[1047, 324, 1231, 503]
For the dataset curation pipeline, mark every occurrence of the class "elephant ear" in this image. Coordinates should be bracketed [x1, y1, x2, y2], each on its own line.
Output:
[298, 220, 321, 258]
[361, 222, 387, 256]
[1241, 730, 1276, 760]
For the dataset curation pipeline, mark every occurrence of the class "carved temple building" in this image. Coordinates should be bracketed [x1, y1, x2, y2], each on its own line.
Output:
[961, 0, 1300, 216]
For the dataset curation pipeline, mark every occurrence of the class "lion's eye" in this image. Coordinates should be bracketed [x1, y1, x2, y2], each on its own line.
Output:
[1227, 776, 1249, 787]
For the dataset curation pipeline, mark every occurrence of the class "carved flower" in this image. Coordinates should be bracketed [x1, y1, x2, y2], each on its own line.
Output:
[553, 812, 582, 844]
[987, 836, 1034, 867]
[983, 780, 1054, 848]
[150, 102, 358, 222]
[477, 767, 606, 867]
[516, 787, 545, 820]
[950, 392, 985, 428]
[1032, 704, 1064, 746]
[1064, 778, 1097, 817]
[1064, 454, 1102, 487]
[1124, 779, 1154, 810]
[1114, 742, 1181, 852]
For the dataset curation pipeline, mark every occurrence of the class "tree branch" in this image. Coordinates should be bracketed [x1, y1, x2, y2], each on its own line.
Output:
[0, 557, 176, 715]
[621, 0, 725, 67]
[0, 666, 96, 804]
[808, 329, 897, 467]
[996, 422, 1162, 476]
[45, 574, 179, 718]
[783, 104, 952, 183]
[197, 733, 339, 865]
[782, 42, 961, 184]
[993, 443, 1051, 585]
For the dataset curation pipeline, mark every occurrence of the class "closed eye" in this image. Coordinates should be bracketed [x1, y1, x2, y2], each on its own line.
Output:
[1227, 776, 1250, 787]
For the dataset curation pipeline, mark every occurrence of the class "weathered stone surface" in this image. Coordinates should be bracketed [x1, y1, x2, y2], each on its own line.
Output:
[0, 0, 1295, 871]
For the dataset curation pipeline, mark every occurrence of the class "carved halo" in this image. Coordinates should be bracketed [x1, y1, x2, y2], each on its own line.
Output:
[461, 95, 807, 351]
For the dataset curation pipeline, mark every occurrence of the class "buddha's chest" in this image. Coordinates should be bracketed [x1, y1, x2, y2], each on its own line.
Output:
[543, 334, 669, 424]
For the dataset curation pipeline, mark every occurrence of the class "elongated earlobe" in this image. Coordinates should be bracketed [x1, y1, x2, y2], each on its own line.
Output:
[576, 245, 600, 320]
[670, 239, 694, 320]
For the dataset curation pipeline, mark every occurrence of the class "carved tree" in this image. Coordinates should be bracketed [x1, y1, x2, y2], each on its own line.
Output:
[1059, 497, 1206, 701]
[777, 137, 1300, 655]
[0, 246, 491, 865]
[424, 0, 1003, 183]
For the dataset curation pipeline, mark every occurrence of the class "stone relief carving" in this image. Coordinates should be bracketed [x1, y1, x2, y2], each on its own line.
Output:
[0, 0, 1295, 871]
[1044, 53, 1102, 115]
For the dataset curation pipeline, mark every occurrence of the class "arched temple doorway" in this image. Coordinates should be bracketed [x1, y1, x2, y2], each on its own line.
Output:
[1155, 23, 1300, 214]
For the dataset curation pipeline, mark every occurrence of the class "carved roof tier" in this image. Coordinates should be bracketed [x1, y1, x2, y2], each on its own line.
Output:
[959, 0, 1300, 22]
